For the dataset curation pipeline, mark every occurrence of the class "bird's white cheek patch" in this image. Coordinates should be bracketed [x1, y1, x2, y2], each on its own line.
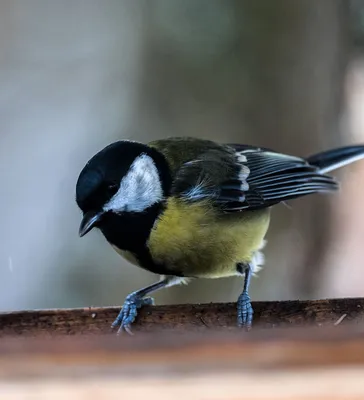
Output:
[103, 154, 163, 213]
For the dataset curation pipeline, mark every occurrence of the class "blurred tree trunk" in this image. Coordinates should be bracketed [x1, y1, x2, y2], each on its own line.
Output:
[132, 0, 349, 303]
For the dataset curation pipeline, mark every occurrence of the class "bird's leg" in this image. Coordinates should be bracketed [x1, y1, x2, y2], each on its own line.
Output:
[236, 263, 254, 330]
[111, 276, 177, 335]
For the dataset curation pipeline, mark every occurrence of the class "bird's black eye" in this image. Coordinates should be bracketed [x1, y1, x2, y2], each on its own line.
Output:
[106, 183, 118, 197]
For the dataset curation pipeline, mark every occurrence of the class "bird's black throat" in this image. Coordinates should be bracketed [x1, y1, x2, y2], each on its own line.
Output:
[99, 202, 170, 275]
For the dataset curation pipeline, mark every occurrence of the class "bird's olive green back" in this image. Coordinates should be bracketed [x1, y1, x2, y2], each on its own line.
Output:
[148, 137, 240, 203]
[148, 137, 229, 175]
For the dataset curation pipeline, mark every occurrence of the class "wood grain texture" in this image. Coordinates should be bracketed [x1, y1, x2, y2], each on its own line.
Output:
[1, 327, 364, 399]
[1, 298, 364, 399]
[0, 298, 364, 336]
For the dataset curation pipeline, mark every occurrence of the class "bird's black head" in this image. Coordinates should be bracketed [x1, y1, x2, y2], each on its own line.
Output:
[76, 140, 171, 237]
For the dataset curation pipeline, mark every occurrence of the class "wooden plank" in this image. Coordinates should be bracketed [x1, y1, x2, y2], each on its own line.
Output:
[1, 326, 364, 372]
[1, 297, 364, 336]
[1, 329, 364, 399]
[2, 368, 364, 400]
[1, 299, 364, 399]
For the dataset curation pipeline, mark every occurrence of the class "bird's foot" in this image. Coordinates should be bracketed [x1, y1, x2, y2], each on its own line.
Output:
[111, 294, 154, 335]
[237, 290, 253, 330]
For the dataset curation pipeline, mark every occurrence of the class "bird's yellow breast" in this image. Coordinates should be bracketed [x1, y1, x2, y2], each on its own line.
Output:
[111, 245, 141, 267]
[147, 198, 270, 278]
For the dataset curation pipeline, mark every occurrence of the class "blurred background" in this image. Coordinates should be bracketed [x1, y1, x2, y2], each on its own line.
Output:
[1, 0, 364, 312]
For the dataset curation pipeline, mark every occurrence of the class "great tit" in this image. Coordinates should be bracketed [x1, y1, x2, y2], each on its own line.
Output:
[76, 137, 364, 334]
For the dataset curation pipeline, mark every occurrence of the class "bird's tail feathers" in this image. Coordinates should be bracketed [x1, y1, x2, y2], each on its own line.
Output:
[306, 145, 364, 173]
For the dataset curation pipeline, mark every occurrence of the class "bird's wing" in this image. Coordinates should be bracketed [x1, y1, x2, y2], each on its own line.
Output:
[172, 144, 338, 212]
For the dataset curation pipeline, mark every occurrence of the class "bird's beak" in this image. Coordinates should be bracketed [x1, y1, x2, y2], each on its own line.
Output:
[79, 210, 103, 237]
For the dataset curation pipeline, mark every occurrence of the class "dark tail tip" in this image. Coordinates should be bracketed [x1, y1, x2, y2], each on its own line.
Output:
[306, 145, 364, 173]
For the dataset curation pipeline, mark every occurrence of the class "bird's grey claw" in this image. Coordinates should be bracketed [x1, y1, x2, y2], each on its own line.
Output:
[111, 295, 154, 335]
[237, 291, 253, 330]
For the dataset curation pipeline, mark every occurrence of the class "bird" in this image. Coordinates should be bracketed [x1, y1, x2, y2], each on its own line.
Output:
[75, 136, 364, 334]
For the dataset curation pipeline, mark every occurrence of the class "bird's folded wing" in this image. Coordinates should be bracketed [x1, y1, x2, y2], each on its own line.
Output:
[172, 145, 338, 212]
